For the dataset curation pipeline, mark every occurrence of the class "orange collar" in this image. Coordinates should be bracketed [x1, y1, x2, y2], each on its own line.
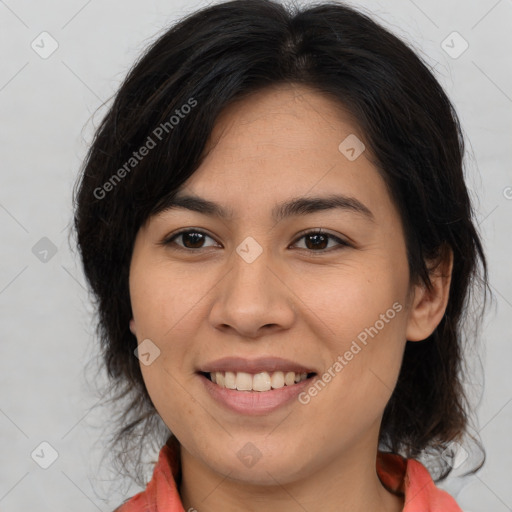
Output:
[116, 437, 462, 511]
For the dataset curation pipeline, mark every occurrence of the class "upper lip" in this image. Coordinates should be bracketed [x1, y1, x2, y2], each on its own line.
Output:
[199, 357, 317, 375]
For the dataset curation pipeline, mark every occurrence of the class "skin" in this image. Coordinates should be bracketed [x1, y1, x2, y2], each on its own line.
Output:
[128, 83, 452, 512]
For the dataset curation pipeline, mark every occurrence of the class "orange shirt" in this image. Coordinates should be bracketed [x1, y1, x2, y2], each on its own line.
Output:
[115, 438, 462, 511]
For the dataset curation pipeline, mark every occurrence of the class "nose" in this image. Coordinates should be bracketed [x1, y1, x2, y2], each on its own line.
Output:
[208, 242, 296, 339]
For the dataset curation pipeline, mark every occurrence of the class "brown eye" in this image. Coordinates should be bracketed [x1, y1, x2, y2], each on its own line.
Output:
[161, 228, 349, 253]
[292, 230, 349, 252]
[163, 229, 219, 250]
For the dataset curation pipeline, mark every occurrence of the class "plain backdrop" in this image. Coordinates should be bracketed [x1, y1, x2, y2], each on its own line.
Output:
[1, 0, 511, 510]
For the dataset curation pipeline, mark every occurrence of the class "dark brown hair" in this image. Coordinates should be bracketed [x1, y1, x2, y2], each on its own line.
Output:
[72, 0, 488, 487]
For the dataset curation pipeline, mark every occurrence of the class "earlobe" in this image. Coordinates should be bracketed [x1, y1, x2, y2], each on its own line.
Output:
[405, 246, 453, 342]
[129, 318, 137, 337]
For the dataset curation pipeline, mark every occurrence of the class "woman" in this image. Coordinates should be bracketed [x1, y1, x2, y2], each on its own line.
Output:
[73, 1, 488, 510]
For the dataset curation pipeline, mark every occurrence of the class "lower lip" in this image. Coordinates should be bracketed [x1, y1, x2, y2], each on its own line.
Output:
[199, 373, 314, 415]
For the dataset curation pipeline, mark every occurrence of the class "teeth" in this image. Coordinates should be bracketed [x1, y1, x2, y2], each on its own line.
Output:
[208, 370, 310, 391]
[253, 372, 271, 392]
[235, 372, 252, 391]
[284, 372, 295, 386]
[270, 371, 285, 389]
[224, 371, 236, 389]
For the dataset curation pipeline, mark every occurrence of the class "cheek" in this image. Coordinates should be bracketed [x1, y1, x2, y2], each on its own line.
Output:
[130, 259, 207, 340]
[130, 261, 214, 426]
[291, 254, 407, 344]
[295, 255, 408, 416]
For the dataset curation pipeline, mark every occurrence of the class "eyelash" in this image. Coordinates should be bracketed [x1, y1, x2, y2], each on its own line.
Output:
[160, 228, 350, 253]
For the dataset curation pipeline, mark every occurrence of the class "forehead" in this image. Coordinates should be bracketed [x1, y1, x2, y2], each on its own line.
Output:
[203, 83, 363, 158]
[173, 83, 397, 225]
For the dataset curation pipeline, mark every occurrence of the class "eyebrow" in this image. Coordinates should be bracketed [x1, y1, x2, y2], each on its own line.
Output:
[160, 193, 375, 223]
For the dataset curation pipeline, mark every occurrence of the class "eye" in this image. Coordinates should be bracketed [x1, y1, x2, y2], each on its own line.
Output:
[160, 228, 350, 252]
[161, 229, 220, 250]
[291, 229, 350, 252]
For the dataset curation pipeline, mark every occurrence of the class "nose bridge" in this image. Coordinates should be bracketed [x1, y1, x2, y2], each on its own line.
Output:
[209, 234, 295, 336]
[230, 235, 275, 301]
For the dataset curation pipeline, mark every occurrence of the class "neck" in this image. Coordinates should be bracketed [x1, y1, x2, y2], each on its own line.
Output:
[178, 439, 404, 512]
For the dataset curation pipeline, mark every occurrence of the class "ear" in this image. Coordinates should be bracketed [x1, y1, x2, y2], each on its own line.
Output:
[129, 318, 137, 337]
[405, 246, 453, 342]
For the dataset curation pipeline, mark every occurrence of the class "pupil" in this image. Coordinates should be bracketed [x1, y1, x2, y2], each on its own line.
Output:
[306, 234, 327, 250]
[184, 232, 204, 248]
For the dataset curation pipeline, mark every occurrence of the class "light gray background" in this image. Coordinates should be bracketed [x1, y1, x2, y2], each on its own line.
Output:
[1, 0, 511, 510]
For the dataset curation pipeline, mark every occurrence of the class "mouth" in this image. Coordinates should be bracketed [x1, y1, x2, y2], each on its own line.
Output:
[197, 356, 318, 414]
[199, 370, 317, 392]
[198, 370, 317, 415]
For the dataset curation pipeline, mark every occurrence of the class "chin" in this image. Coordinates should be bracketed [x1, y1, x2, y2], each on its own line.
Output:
[201, 443, 312, 486]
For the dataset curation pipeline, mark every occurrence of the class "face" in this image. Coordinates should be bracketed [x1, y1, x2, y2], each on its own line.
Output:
[129, 83, 416, 485]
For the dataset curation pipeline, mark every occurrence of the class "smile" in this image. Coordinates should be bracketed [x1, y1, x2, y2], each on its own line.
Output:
[203, 371, 314, 392]
[204, 370, 313, 391]
[198, 371, 316, 416]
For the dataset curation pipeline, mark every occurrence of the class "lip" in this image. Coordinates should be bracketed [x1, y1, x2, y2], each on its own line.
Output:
[198, 372, 315, 415]
[198, 356, 317, 374]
